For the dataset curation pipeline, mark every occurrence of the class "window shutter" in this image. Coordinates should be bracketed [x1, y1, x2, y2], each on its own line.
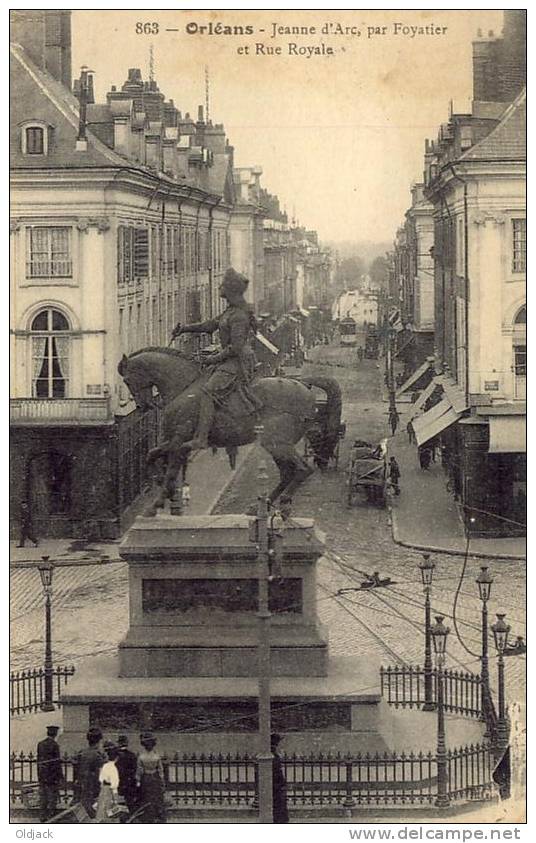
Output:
[134, 228, 149, 278]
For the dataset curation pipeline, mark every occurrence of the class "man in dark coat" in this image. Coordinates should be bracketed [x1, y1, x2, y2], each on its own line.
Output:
[388, 456, 401, 496]
[271, 733, 289, 824]
[73, 727, 104, 818]
[18, 499, 38, 548]
[37, 725, 63, 822]
[115, 734, 138, 821]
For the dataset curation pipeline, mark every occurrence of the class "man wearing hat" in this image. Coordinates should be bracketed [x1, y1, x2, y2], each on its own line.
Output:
[37, 725, 63, 822]
[115, 735, 139, 821]
[73, 726, 104, 818]
[171, 268, 260, 450]
[270, 733, 289, 824]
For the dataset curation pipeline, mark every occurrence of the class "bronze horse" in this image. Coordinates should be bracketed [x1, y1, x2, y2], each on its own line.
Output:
[118, 347, 341, 513]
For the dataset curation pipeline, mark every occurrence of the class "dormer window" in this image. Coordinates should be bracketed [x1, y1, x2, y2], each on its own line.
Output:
[21, 122, 49, 155]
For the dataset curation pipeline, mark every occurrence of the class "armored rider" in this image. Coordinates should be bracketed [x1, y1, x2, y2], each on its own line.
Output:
[171, 268, 259, 450]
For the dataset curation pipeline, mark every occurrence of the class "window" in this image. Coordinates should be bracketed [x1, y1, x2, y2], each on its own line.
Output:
[26, 126, 44, 154]
[30, 308, 70, 398]
[514, 345, 526, 399]
[21, 122, 49, 155]
[512, 219, 526, 273]
[118, 227, 149, 283]
[26, 227, 72, 278]
[514, 305, 526, 325]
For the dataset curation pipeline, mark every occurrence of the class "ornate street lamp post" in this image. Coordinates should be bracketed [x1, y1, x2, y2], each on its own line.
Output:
[419, 554, 436, 711]
[431, 614, 450, 808]
[38, 557, 55, 712]
[491, 613, 511, 759]
[476, 566, 493, 725]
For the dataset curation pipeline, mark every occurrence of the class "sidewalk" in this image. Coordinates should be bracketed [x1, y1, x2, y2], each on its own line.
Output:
[388, 413, 526, 561]
[10, 443, 253, 568]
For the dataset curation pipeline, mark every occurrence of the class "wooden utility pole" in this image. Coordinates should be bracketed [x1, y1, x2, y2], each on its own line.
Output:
[255, 459, 274, 822]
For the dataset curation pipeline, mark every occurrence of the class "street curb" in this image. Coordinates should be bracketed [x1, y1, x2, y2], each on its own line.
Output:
[10, 446, 254, 569]
[389, 507, 526, 562]
[10, 556, 123, 570]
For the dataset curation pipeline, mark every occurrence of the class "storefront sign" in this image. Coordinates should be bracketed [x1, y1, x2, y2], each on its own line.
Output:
[484, 380, 499, 391]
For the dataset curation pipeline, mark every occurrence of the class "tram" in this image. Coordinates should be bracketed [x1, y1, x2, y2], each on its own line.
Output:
[339, 316, 357, 347]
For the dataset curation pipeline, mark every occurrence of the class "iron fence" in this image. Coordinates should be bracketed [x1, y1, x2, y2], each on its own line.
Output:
[10, 666, 76, 716]
[380, 665, 483, 719]
[10, 745, 495, 810]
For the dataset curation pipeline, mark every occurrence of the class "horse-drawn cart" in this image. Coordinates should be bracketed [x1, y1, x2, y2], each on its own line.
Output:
[303, 396, 346, 470]
[347, 442, 387, 506]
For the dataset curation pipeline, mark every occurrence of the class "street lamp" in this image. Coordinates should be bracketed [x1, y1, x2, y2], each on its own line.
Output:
[37, 557, 55, 712]
[476, 566, 494, 726]
[431, 614, 450, 808]
[419, 554, 436, 710]
[491, 613, 511, 760]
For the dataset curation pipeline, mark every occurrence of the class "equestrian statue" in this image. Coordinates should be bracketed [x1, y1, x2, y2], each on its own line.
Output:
[118, 268, 342, 514]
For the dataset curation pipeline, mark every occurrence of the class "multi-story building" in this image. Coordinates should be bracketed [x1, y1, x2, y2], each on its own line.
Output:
[418, 11, 526, 537]
[391, 185, 435, 379]
[9, 10, 265, 538]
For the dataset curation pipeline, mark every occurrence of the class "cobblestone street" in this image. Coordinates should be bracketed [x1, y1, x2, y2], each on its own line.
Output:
[11, 342, 526, 772]
[214, 344, 526, 708]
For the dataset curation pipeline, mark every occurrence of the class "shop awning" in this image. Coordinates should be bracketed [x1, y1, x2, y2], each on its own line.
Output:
[412, 399, 461, 447]
[396, 359, 432, 397]
[435, 377, 468, 414]
[488, 416, 526, 453]
[406, 378, 438, 421]
[254, 332, 280, 356]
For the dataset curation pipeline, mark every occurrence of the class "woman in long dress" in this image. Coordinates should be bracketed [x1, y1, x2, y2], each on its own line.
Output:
[136, 733, 166, 823]
[95, 742, 121, 823]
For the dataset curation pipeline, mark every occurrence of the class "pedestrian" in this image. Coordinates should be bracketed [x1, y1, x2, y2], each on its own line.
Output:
[419, 447, 432, 470]
[388, 457, 401, 496]
[95, 741, 122, 822]
[115, 735, 138, 822]
[388, 407, 399, 436]
[17, 499, 38, 548]
[136, 732, 166, 823]
[37, 725, 63, 822]
[73, 727, 105, 819]
[271, 733, 289, 824]
[406, 421, 415, 444]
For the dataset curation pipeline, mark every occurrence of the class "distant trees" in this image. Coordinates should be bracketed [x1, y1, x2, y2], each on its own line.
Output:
[335, 256, 365, 291]
[369, 255, 390, 290]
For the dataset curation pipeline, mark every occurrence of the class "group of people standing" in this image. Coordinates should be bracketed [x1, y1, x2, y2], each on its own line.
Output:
[37, 725, 166, 823]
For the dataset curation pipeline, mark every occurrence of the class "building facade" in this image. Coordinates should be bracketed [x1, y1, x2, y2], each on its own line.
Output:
[9, 11, 266, 538]
[420, 12, 526, 537]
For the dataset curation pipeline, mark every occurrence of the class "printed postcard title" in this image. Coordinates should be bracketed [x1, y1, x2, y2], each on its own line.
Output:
[135, 20, 449, 58]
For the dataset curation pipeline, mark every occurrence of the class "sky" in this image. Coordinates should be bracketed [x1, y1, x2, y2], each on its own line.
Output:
[72, 10, 504, 244]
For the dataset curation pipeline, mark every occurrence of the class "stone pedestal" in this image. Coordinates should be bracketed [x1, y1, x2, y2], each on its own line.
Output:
[61, 514, 384, 754]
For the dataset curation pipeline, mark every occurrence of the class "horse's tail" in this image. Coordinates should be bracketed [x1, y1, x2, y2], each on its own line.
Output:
[298, 375, 342, 438]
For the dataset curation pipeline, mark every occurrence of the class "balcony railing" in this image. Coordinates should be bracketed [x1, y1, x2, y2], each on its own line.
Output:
[10, 397, 112, 425]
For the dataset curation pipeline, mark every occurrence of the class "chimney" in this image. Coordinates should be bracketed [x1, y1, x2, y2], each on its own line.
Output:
[10, 10, 72, 89]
